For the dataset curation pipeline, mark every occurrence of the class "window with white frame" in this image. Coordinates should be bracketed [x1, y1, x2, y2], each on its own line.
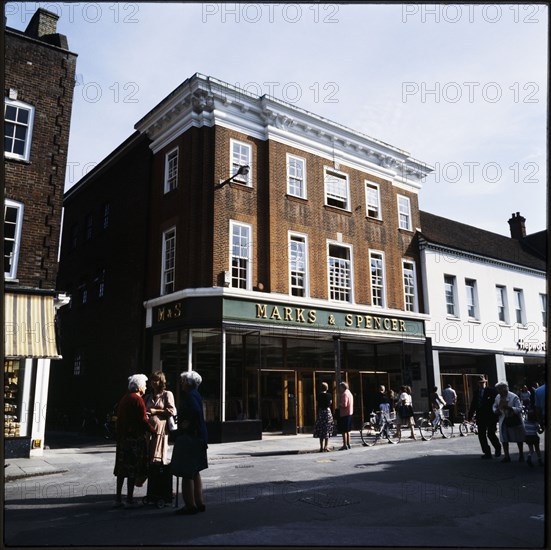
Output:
[365, 182, 381, 219]
[79, 283, 88, 305]
[287, 155, 306, 199]
[4, 200, 24, 279]
[397, 195, 412, 231]
[540, 294, 547, 328]
[444, 275, 457, 316]
[402, 260, 417, 312]
[513, 288, 525, 324]
[465, 279, 478, 319]
[324, 168, 349, 210]
[370, 251, 386, 308]
[496, 285, 508, 323]
[230, 221, 252, 289]
[164, 148, 179, 193]
[94, 268, 105, 299]
[102, 202, 110, 229]
[161, 228, 176, 295]
[289, 233, 308, 297]
[73, 353, 82, 376]
[328, 243, 352, 302]
[4, 99, 34, 161]
[231, 140, 252, 185]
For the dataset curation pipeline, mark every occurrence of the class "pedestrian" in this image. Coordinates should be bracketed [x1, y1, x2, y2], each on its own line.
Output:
[534, 383, 546, 427]
[523, 409, 544, 467]
[376, 385, 393, 418]
[518, 385, 532, 409]
[337, 381, 353, 450]
[442, 383, 458, 424]
[396, 385, 416, 440]
[113, 374, 156, 508]
[144, 371, 177, 464]
[430, 386, 446, 426]
[493, 381, 525, 463]
[172, 370, 208, 515]
[468, 376, 501, 460]
[313, 382, 334, 452]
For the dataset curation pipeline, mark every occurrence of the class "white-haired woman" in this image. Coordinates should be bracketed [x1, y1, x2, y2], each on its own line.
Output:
[113, 374, 155, 508]
[172, 370, 208, 515]
[493, 382, 526, 463]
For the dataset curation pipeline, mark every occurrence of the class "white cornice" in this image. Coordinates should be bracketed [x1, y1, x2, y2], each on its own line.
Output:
[136, 73, 433, 186]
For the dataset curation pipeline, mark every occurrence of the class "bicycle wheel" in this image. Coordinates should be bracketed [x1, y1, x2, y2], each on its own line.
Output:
[439, 418, 454, 438]
[386, 421, 401, 444]
[418, 419, 434, 441]
[360, 422, 379, 446]
[459, 422, 468, 436]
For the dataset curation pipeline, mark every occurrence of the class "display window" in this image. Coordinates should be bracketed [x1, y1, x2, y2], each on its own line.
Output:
[4, 359, 28, 438]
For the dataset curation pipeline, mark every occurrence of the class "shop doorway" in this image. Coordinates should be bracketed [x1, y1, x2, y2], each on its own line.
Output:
[259, 370, 297, 434]
[299, 371, 336, 432]
[359, 371, 391, 425]
[440, 373, 485, 417]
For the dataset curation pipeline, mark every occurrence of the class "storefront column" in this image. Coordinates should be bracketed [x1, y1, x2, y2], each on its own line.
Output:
[30, 359, 51, 456]
[187, 330, 193, 371]
[495, 354, 507, 384]
[432, 349, 441, 391]
[220, 327, 226, 422]
[333, 336, 342, 384]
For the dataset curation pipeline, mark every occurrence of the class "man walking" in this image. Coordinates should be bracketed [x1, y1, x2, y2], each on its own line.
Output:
[442, 384, 457, 424]
[469, 376, 501, 459]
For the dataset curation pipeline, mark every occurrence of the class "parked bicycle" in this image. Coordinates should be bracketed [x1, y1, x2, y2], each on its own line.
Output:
[458, 413, 478, 436]
[360, 410, 401, 446]
[418, 409, 454, 440]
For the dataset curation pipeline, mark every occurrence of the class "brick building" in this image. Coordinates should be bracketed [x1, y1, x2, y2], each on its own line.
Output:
[57, 74, 433, 441]
[3, 9, 77, 456]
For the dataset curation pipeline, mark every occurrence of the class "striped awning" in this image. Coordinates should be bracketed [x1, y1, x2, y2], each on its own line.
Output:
[4, 293, 61, 359]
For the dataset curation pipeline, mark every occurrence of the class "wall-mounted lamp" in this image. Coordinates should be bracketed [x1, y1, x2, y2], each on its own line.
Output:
[215, 165, 250, 190]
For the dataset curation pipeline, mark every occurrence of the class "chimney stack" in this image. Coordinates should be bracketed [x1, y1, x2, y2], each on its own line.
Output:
[24, 8, 59, 38]
[508, 212, 526, 240]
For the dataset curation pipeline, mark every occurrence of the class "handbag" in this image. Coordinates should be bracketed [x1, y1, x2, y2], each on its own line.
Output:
[167, 414, 178, 432]
[503, 413, 522, 427]
[397, 404, 414, 418]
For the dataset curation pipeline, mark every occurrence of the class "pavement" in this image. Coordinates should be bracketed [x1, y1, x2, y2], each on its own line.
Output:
[4, 431, 341, 481]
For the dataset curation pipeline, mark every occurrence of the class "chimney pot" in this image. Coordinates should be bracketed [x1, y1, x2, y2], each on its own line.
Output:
[508, 212, 526, 240]
[25, 8, 59, 39]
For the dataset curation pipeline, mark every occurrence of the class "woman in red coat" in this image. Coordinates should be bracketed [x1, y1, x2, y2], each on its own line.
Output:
[113, 374, 155, 508]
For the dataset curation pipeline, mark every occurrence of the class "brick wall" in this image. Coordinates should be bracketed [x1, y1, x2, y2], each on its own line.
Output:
[4, 29, 76, 290]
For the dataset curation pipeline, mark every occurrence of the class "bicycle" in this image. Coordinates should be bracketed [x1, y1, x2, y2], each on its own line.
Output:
[418, 409, 454, 440]
[360, 410, 401, 446]
[458, 413, 478, 436]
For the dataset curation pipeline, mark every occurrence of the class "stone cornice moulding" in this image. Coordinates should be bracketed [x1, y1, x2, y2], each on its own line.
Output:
[136, 73, 433, 183]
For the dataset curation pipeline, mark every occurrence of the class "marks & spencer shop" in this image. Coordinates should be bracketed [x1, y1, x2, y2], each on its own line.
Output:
[145, 290, 430, 442]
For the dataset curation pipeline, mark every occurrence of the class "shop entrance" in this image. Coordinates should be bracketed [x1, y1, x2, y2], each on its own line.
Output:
[440, 373, 485, 417]
[358, 371, 391, 425]
[259, 370, 297, 434]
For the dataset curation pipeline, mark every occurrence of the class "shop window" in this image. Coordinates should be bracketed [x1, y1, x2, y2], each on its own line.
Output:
[370, 251, 386, 308]
[289, 232, 308, 297]
[324, 168, 349, 210]
[4, 199, 24, 280]
[230, 221, 252, 290]
[161, 227, 176, 295]
[4, 98, 35, 162]
[164, 147, 179, 193]
[287, 154, 306, 199]
[231, 139, 252, 186]
[328, 242, 352, 302]
[4, 359, 26, 438]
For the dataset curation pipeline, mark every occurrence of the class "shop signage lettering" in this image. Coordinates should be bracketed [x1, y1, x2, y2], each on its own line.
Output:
[255, 303, 407, 333]
[516, 339, 546, 353]
[156, 302, 182, 322]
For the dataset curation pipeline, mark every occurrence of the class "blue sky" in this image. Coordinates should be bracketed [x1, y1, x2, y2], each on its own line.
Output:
[6, 2, 548, 236]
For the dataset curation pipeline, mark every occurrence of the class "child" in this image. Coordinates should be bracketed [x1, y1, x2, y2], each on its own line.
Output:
[524, 409, 543, 467]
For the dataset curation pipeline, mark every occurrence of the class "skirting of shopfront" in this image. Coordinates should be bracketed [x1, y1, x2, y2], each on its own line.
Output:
[145, 291, 430, 442]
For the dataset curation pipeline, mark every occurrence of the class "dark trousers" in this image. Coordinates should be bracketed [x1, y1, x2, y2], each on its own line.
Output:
[444, 404, 456, 424]
[477, 420, 501, 455]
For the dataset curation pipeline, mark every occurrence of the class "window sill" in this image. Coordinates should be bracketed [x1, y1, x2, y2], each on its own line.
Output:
[4, 156, 31, 165]
[445, 315, 460, 321]
[466, 318, 481, 324]
[366, 216, 383, 224]
[398, 227, 414, 234]
[323, 205, 352, 216]
[286, 194, 308, 204]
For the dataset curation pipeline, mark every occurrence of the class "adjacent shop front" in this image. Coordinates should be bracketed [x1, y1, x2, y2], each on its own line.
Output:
[4, 290, 65, 457]
[145, 290, 429, 442]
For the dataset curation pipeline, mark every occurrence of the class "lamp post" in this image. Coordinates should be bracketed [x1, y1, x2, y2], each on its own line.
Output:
[215, 165, 250, 190]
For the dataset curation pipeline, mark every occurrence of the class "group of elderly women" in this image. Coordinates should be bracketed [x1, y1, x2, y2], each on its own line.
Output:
[113, 369, 208, 514]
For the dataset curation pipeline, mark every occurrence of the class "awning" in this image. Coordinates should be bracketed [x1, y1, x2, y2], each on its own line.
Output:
[4, 293, 61, 359]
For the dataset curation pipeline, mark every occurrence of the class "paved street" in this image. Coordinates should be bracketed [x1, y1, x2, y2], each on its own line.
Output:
[3, 431, 546, 547]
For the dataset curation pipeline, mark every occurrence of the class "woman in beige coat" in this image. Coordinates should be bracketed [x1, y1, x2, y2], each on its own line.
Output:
[144, 371, 177, 464]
